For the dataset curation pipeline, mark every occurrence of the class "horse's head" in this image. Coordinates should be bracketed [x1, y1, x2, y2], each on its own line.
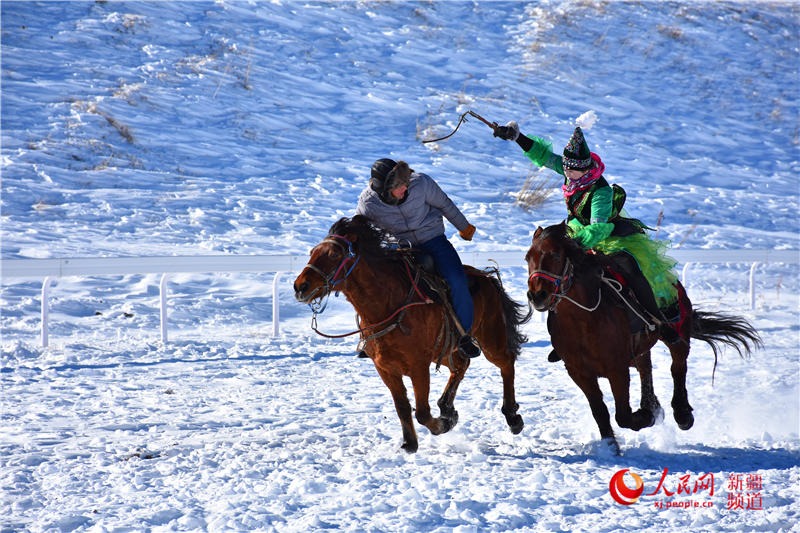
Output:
[293, 219, 360, 307]
[524, 222, 575, 311]
[293, 215, 386, 308]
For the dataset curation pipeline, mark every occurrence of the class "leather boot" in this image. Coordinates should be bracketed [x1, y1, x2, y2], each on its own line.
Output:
[458, 335, 481, 358]
[613, 252, 665, 332]
[626, 270, 681, 344]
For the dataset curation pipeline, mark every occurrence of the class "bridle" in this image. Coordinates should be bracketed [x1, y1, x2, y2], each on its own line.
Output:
[301, 234, 434, 340]
[528, 254, 575, 311]
[528, 248, 602, 313]
[301, 234, 360, 313]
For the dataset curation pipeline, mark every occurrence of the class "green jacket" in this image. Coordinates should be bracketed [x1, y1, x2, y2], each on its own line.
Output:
[522, 135, 614, 249]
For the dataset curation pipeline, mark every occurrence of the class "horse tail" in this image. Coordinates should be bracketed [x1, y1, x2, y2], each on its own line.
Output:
[487, 273, 533, 359]
[690, 309, 762, 368]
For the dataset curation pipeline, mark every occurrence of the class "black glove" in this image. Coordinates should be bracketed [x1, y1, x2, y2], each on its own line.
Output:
[493, 121, 520, 141]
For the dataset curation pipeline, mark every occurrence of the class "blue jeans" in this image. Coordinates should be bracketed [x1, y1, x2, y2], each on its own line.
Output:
[419, 235, 473, 333]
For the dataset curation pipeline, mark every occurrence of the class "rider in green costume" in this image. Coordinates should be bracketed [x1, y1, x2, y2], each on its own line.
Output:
[494, 121, 681, 349]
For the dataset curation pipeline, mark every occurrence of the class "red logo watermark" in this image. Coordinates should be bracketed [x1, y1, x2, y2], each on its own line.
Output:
[608, 468, 765, 511]
[726, 473, 764, 511]
[609, 468, 644, 505]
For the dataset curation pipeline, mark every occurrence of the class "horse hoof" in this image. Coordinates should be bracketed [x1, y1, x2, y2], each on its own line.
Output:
[629, 409, 656, 430]
[502, 403, 522, 433]
[401, 440, 419, 454]
[508, 415, 524, 435]
[673, 404, 694, 430]
[442, 411, 459, 432]
[675, 411, 694, 430]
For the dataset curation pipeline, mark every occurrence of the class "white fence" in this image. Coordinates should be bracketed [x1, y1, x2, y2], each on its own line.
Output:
[1, 249, 797, 347]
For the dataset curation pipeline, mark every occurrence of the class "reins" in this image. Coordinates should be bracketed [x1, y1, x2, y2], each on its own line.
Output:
[599, 276, 657, 331]
[303, 237, 435, 339]
[302, 235, 359, 314]
[310, 300, 431, 339]
[528, 257, 601, 311]
[557, 287, 603, 312]
[529, 251, 658, 330]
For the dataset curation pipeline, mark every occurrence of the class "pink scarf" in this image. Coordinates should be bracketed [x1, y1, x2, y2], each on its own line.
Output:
[561, 153, 605, 198]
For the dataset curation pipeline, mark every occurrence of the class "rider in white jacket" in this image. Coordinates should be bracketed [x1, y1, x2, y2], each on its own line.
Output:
[356, 159, 480, 359]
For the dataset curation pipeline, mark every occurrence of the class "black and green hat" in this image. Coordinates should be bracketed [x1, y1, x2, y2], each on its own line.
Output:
[562, 127, 593, 170]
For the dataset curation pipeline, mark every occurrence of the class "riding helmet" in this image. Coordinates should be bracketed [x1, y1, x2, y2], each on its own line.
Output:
[370, 158, 397, 193]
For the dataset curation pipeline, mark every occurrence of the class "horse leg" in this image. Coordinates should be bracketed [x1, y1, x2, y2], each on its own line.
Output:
[410, 368, 458, 436]
[472, 275, 525, 434]
[435, 360, 468, 431]
[607, 368, 640, 431]
[375, 367, 418, 453]
[478, 340, 523, 434]
[608, 365, 655, 432]
[633, 350, 664, 425]
[566, 366, 620, 454]
[668, 341, 694, 430]
[498, 359, 524, 434]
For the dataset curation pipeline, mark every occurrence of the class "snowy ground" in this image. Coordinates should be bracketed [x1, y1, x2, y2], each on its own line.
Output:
[2, 1, 799, 532]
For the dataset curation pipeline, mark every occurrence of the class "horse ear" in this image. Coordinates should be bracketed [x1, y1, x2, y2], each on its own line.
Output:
[532, 226, 543, 242]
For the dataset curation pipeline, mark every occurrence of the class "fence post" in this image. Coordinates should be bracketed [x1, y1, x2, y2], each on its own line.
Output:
[159, 274, 169, 343]
[41, 277, 52, 348]
[681, 262, 691, 288]
[749, 262, 760, 310]
[272, 272, 282, 337]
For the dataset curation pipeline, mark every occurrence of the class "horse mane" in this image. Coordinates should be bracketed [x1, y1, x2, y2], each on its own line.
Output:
[328, 215, 395, 260]
[542, 222, 591, 267]
[541, 221, 621, 283]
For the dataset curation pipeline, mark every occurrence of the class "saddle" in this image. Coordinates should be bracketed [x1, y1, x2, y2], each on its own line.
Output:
[394, 248, 479, 303]
[395, 248, 445, 303]
[392, 248, 483, 368]
[601, 258, 685, 338]
[601, 264, 651, 334]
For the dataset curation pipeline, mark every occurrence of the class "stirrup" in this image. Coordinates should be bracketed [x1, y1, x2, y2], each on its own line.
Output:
[458, 335, 481, 358]
[658, 323, 682, 345]
[653, 309, 682, 345]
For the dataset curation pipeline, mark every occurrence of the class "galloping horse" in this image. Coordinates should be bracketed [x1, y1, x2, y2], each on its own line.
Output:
[525, 222, 761, 454]
[293, 215, 531, 453]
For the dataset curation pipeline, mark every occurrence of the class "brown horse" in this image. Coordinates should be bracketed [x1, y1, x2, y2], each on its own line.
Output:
[293, 215, 531, 453]
[525, 222, 762, 454]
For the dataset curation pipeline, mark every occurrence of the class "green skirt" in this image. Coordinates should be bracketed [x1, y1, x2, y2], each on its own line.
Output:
[594, 233, 679, 308]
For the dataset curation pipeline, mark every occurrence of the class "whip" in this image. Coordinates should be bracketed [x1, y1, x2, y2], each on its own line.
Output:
[422, 110, 498, 143]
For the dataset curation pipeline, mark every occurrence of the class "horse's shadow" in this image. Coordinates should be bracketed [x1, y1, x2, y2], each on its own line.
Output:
[619, 443, 800, 471]
[508, 441, 800, 472]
